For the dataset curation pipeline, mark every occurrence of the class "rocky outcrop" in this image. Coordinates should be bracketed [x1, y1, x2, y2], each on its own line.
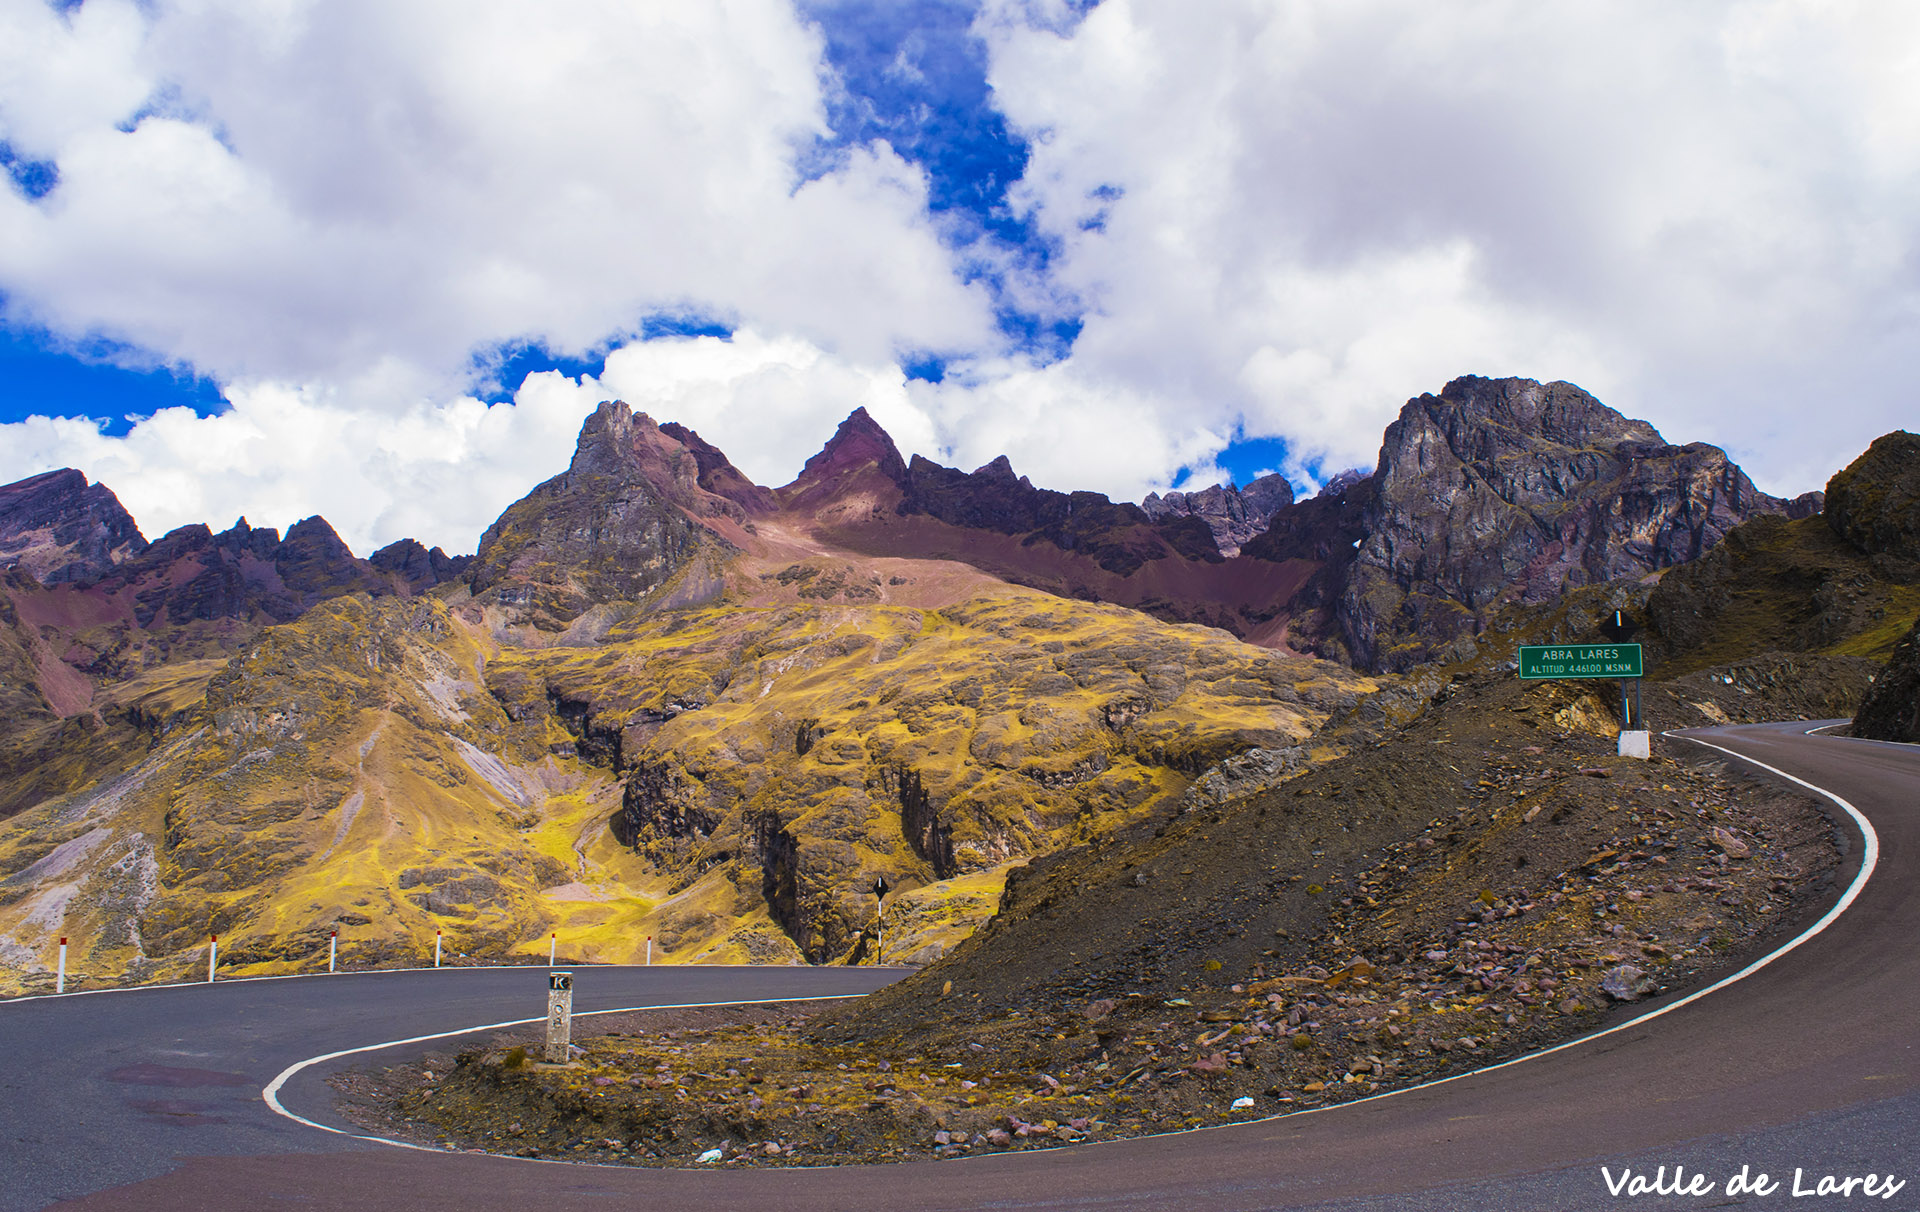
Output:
[1824, 431, 1920, 570]
[896, 455, 1221, 575]
[93, 515, 394, 630]
[370, 539, 472, 592]
[0, 469, 147, 585]
[467, 401, 745, 629]
[1853, 612, 1920, 742]
[1645, 430, 1920, 677]
[775, 407, 911, 517]
[1239, 474, 1377, 658]
[1249, 377, 1809, 670]
[1140, 474, 1293, 557]
[659, 421, 778, 516]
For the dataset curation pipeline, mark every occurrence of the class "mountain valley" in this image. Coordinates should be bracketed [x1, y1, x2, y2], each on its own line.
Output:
[0, 375, 1911, 1049]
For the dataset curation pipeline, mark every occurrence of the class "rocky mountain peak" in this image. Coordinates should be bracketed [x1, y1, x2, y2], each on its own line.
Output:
[1418, 374, 1663, 454]
[658, 421, 777, 515]
[369, 538, 472, 592]
[0, 467, 148, 584]
[777, 407, 911, 513]
[1141, 473, 1295, 557]
[1242, 376, 1813, 669]
[970, 454, 1028, 486]
[1824, 430, 1920, 568]
[468, 400, 742, 629]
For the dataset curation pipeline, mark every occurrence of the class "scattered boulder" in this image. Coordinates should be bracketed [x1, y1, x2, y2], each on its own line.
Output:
[1600, 964, 1657, 1002]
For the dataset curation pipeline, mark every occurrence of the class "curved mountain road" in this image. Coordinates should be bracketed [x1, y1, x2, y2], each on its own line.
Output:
[5, 721, 1917, 1210]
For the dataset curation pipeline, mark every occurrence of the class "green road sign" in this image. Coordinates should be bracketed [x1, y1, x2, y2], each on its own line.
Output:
[1517, 643, 1643, 680]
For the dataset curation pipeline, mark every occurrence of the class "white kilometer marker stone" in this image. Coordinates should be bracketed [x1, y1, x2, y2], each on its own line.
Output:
[545, 971, 573, 1064]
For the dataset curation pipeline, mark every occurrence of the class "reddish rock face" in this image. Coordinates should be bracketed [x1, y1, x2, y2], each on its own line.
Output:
[0, 468, 148, 585]
[774, 406, 911, 516]
[90, 515, 396, 630]
[657, 421, 777, 516]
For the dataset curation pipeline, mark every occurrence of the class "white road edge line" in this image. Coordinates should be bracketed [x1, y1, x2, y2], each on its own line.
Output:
[260, 726, 1883, 1164]
[261, 994, 866, 1149]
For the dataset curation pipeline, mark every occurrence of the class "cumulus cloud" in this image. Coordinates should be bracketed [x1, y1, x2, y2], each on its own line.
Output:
[974, 0, 1920, 495]
[0, 0, 994, 385]
[0, 330, 944, 555]
[3, 0, 1918, 551]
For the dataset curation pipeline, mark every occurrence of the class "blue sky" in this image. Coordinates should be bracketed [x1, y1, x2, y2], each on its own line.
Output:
[0, 1, 1912, 551]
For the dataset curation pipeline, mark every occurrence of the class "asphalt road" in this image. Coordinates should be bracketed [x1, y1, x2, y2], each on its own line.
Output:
[5, 721, 1916, 1211]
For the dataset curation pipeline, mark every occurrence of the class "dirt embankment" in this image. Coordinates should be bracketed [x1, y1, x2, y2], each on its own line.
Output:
[337, 670, 1847, 1166]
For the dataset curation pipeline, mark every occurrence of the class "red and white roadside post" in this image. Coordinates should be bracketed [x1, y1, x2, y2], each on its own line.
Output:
[207, 933, 217, 983]
[328, 930, 337, 973]
[549, 932, 557, 967]
[645, 935, 652, 966]
[434, 930, 443, 968]
[56, 937, 66, 994]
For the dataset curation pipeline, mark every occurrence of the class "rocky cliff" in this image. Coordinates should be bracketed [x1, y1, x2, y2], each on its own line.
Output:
[1823, 431, 1920, 571]
[1646, 429, 1920, 677]
[1140, 473, 1294, 557]
[1251, 377, 1816, 669]
[1853, 612, 1920, 742]
[0, 469, 147, 585]
[371, 539, 473, 592]
[467, 402, 748, 632]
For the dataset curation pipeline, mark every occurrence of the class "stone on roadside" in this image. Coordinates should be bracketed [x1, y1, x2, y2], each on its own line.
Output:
[1601, 964, 1657, 1001]
[1709, 827, 1751, 859]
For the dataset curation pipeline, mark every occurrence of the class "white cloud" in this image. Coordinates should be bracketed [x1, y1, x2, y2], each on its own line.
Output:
[0, 329, 943, 555]
[0, 0, 995, 385]
[974, 0, 1920, 495]
[4, 0, 1919, 553]
[0, 368, 600, 554]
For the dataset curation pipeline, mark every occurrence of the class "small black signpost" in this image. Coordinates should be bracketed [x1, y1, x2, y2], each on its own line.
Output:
[1517, 611, 1649, 758]
[870, 875, 890, 965]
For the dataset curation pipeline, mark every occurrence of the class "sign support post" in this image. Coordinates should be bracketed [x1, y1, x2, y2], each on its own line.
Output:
[870, 875, 890, 965]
